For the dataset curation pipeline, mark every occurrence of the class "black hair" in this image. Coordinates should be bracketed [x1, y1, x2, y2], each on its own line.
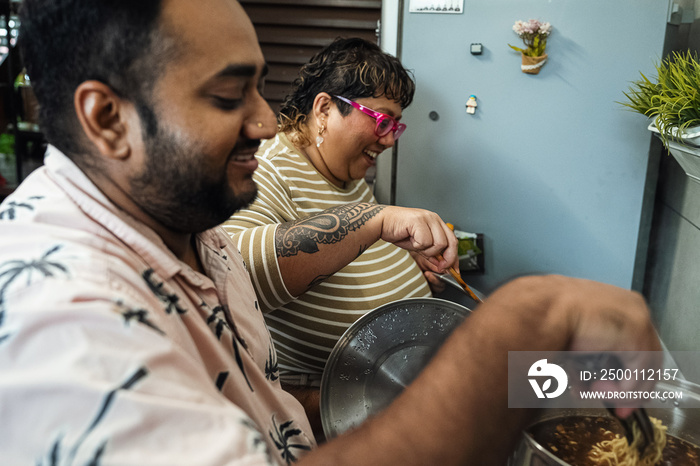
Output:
[279, 37, 415, 146]
[19, 0, 171, 164]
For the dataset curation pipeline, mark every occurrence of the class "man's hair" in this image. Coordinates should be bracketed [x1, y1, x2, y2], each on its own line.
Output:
[278, 37, 415, 147]
[19, 0, 172, 165]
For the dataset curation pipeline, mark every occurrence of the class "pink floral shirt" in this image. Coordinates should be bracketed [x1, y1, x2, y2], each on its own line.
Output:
[0, 146, 315, 465]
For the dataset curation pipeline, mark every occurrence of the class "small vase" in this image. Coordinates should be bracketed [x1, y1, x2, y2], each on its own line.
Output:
[521, 53, 547, 74]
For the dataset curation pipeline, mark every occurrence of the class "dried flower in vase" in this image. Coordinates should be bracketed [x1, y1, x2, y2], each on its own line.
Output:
[509, 19, 552, 57]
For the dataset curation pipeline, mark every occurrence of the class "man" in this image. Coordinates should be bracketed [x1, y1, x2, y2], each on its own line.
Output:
[0, 0, 660, 465]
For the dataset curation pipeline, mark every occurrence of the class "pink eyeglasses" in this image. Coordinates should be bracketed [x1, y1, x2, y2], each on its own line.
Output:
[334, 95, 407, 140]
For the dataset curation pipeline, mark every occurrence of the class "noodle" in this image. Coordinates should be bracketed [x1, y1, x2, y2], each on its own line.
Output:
[588, 416, 668, 466]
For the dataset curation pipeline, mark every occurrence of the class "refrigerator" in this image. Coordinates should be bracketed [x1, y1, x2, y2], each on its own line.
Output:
[388, 0, 670, 294]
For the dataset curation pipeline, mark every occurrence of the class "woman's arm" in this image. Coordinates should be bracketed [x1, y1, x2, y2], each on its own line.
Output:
[275, 202, 457, 297]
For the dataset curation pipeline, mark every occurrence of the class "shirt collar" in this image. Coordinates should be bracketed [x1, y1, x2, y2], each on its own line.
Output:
[44, 145, 185, 280]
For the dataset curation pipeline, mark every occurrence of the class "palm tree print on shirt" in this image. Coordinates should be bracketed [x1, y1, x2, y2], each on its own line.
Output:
[142, 271, 255, 391]
[37, 366, 148, 466]
[265, 345, 279, 382]
[215, 371, 229, 391]
[269, 415, 312, 465]
[116, 300, 165, 336]
[0, 195, 44, 220]
[205, 304, 254, 392]
[207, 305, 230, 339]
[0, 244, 69, 343]
[142, 269, 186, 315]
[210, 243, 232, 271]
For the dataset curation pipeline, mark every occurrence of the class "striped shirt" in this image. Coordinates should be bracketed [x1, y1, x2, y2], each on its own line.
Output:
[223, 133, 431, 377]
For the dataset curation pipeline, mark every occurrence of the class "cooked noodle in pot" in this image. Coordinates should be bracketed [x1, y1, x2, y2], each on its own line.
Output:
[527, 415, 700, 466]
[588, 416, 667, 466]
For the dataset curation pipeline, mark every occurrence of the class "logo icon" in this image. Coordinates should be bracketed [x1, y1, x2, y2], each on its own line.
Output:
[528, 359, 568, 399]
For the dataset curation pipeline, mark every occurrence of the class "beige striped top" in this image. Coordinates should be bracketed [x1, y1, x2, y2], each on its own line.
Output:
[222, 133, 431, 377]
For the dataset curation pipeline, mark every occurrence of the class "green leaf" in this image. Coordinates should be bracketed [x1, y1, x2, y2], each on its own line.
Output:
[620, 49, 700, 149]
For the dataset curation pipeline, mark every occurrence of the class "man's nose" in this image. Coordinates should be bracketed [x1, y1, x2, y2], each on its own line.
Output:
[246, 98, 277, 140]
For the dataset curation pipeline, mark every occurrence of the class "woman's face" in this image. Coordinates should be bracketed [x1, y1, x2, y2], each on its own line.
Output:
[319, 95, 403, 187]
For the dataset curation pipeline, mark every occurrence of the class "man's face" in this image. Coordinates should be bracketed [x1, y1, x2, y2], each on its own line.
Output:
[127, 0, 276, 233]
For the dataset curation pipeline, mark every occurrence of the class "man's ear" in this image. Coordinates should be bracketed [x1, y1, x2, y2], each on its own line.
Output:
[74, 80, 131, 160]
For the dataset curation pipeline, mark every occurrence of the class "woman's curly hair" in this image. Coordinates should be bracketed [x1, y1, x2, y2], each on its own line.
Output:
[278, 37, 415, 147]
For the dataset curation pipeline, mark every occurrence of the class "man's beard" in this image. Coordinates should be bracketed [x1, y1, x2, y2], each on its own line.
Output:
[129, 104, 257, 234]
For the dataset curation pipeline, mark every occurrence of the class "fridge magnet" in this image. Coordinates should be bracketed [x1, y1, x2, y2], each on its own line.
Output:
[466, 95, 477, 114]
[508, 19, 552, 75]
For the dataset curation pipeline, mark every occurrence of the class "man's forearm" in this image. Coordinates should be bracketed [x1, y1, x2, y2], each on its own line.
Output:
[298, 276, 660, 465]
[301, 276, 561, 465]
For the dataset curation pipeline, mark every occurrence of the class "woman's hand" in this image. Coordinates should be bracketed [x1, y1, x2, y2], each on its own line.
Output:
[379, 206, 458, 273]
[409, 251, 448, 295]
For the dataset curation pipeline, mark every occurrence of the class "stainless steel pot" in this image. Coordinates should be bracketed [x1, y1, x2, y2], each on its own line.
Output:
[509, 377, 700, 465]
[320, 297, 472, 439]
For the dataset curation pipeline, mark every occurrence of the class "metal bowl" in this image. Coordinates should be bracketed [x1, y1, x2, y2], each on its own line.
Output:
[509, 377, 700, 465]
[320, 297, 472, 439]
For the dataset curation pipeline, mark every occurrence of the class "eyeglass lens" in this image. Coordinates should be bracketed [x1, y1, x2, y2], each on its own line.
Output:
[377, 117, 393, 136]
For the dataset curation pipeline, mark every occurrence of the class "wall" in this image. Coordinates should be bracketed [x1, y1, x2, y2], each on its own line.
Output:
[383, 0, 668, 295]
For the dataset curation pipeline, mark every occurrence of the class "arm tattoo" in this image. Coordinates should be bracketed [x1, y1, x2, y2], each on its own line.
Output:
[276, 203, 386, 258]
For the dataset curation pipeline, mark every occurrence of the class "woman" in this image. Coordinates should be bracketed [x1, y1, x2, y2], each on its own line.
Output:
[223, 37, 449, 429]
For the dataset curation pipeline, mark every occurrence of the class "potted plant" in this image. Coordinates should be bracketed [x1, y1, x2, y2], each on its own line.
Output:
[508, 19, 552, 74]
[621, 50, 700, 183]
